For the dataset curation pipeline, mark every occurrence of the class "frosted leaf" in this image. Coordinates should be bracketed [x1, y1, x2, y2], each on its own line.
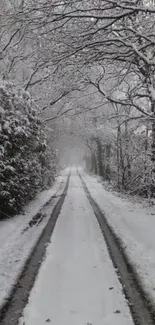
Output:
[3, 121, 11, 134]
[1, 191, 10, 197]
[5, 166, 15, 172]
[0, 106, 5, 114]
[15, 126, 23, 134]
[149, 86, 155, 101]
[0, 145, 4, 154]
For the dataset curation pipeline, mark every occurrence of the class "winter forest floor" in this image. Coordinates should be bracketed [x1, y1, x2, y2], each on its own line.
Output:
[0, 168, 155, 324]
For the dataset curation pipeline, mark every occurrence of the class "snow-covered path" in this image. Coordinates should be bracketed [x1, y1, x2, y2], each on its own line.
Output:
[0, 170, 67, 308]
[81, 172, 155, 305]
[19, 171, 133, 325]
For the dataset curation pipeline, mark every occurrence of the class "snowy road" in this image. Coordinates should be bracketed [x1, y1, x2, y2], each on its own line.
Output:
[19, 171, 133, 325]
[0, 171, 67, 309]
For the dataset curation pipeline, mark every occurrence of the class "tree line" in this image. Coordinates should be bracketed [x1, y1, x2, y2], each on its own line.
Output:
[1, 0, 155, 216]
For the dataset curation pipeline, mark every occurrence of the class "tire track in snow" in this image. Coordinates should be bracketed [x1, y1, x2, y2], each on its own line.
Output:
[79, 171, 155, 325]
[0, 173, 70, 325]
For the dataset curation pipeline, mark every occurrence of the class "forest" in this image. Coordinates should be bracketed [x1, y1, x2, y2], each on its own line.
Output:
[1, 0, 155, 218]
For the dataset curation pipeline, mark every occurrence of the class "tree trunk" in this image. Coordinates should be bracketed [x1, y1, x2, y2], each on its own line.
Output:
[91, 153, 97, 174]
[151, 100, 155, 196]
[105, 144, 111, 182]
[96, 138, 104, 178]
[118, 122, 125, 189]
[124, 119, 131, 189]
[114, 103, 125, 190]
[144, 125, 150, 197]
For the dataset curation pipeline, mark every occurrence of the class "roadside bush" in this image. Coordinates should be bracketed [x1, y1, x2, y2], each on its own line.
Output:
[0, 81, 56, 218]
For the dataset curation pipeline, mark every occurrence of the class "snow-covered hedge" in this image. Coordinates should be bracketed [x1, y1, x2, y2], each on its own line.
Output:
[0, 81, 56, 218]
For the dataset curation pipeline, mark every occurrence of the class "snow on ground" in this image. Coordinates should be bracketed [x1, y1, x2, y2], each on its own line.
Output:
[19, 172, 133, 325]
[82, 171, 155, 304]
[0, 171, 68, 308]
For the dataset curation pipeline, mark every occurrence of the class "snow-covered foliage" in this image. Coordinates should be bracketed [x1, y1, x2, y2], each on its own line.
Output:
[1, 0, 155, 199]
[81, 106, 152, 197]
[0, 81, 56, 218]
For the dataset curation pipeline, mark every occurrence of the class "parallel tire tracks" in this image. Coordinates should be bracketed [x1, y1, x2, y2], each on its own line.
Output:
[0, 173, 70, 325]
[79, 172, 155, 325]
